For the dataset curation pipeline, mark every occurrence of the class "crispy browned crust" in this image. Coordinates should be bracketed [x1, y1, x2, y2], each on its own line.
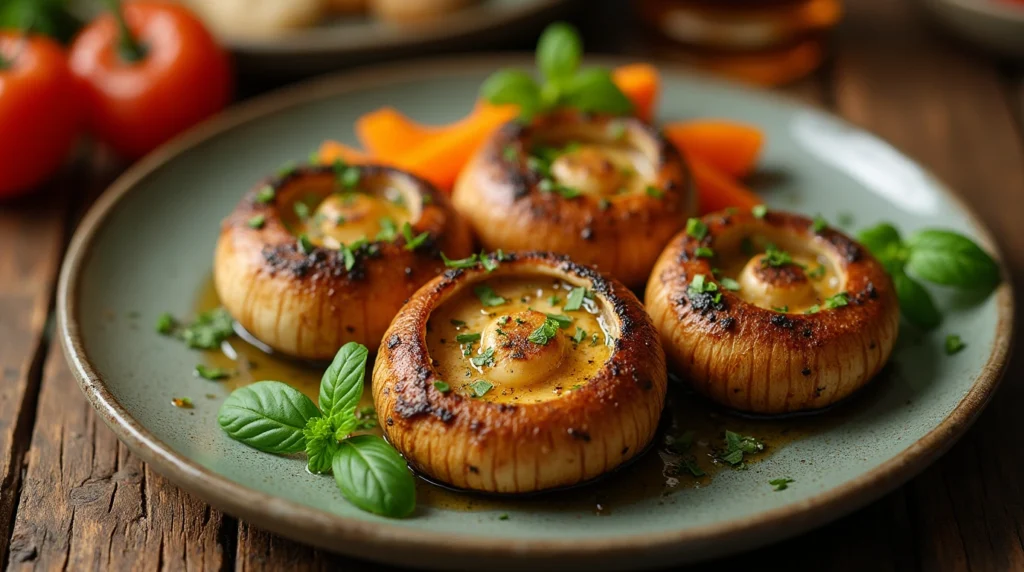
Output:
[214, 164, 474, 360]
[645, 209, 901, 414]
[372, 252, 667, 493]
[452, 112, 696, 289]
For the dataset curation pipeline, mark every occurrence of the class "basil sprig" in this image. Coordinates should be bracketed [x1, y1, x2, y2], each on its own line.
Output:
[217, 342, 416, 518]
[858, 223, 1000, 329]
[480, 22, 633, 120]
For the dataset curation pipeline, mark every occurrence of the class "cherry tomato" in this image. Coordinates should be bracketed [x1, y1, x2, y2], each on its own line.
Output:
[0, 33, 81, 198]
[69, 2, 232, 159]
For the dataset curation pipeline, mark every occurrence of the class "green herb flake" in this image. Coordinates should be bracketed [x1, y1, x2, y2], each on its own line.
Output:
[293, 201, 311, 220]
[474, 285, 507, 307]
[761, 245, 793, 267]
[401, 222, 430, 251]
[804, 305, 821, 315]
[752, 205, 768, 219]
[607, 121, 627, 141]
[598, 198, 611, 211]
[945, 334, 966, 355]
[498, 513, 510, 521]
[433, 380, 451, 393]
[686, 218, 708, 241]
[156, 312, 176, 335]
[572, 326, 586, 344]
[469, 380, 494, 397]
[548, 295, 561, 306]
[502, 145, 519, 162]
[470, 347, 496, 368]
[180, 308, 235, 350]
[681, 458, 705, 478]
[811, 215, 828, 233]
[297, 234, 315, 255]
[455, 332, 481, 344]
[591, 332, 600, 346]
[442, 252, 479, 269]
[769, 477, 795, 491]
[719, 277, 741, 291]
[528, 317, 561, 345]
[688, 274, 719, 296]
[645, 185, 663, 199]
[772, 306, 789, 313]
[375, 217, 398, 241]
[247, 215, 266, 229]
[339, 243, 356, 271]
[807, 265, 826, 280]
[564, 287, 587, 311]
[340, 166, 361, 189]
[824, 292, 849, 309]
[194, 364, 231, 380]
[450, 319, 466, 327]
[255, 185, 275, 204]
[545, 313, 573, 329]
[720, 430, 765, 466]
[695, 246, 714, 258]
[479, 252, 500, 272]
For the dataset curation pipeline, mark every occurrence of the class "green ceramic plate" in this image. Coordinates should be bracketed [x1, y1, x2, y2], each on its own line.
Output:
[58, 55, 1013, 570]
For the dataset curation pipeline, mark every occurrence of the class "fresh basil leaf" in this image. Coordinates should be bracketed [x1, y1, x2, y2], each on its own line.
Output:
[480, 69, 541, 119]
[561, 68, 634, 116]
[320, 342, 369, 420]
[536, 22, 582, 81]
[218, 381, 321, 454]
[333, 435, 416, 518]
[906, 230, 1000, 290]
[857, 223, 903, 259]
[892, 270, 941, 330]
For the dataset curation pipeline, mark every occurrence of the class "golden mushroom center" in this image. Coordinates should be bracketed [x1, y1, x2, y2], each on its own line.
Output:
[548, 144, 653, 197]
[426, 277, 614, 404]
[718, 238, 844, 313]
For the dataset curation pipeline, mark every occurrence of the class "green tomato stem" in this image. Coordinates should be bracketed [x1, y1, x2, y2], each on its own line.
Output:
[104, 0, 146, 63]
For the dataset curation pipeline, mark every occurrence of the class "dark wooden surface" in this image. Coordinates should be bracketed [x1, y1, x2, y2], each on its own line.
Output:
[2, 0, 1023, 569]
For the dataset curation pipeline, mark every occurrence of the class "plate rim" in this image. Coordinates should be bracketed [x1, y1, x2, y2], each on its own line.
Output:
[56, 54, 1016, 569]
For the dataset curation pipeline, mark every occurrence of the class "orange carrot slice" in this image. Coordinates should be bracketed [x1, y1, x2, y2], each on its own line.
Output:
[317, 141, 372, 165]
[613, 63, 660, 123]
[664, 121, 764, 179]
[355, 107, 437, 158]
[391, 103, 518, 190]
[690, 159, 761, 215]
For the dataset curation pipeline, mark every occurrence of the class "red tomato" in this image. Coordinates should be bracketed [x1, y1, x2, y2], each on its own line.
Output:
[69, 2, 232, 159]
[0, 33, 81, 198]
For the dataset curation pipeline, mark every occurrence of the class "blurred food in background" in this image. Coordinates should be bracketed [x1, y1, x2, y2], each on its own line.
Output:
[632, 0, 842, 86]
[919, 0, 1024, 58]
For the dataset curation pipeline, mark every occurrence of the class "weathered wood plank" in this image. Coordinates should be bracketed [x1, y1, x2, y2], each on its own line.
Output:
[829, 1, 1024, 571]
[235, 523, 386, 572]
[0, 182, 75, 567]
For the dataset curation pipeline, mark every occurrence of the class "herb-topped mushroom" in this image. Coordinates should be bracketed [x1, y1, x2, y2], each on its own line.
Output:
[455, 23, 696, 289]
[372, 252, 667, 493]
[214, 162, 473, 360]
[645, 208, 900, 414]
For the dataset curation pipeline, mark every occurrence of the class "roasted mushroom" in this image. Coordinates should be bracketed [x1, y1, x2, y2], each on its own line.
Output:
[373, 252, 667, 493]
[214, 164, 473, 360]
[452, 112, 695, 289]
[645, 209, 899, 414]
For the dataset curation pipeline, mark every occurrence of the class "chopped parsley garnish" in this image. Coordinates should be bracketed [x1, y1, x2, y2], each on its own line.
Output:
[401, 222, 429, 251]
[811, 214, 828, 233]
[338, 243, 356, 271]
[607, 120, 627, 140]
[688, 274, 719, 295]
[247, 215, 266, 229]
[598, 198, 611, 211]
[804, 305, 821, 315]
[502, 145, 519, 162]
[277, 162, 297, 178]
[945, 334, 966, 355]
[645, 185, 663, 199]
[591, 332, 600, 346]
[564, 287, 586, 311]
[545, 313, 573, 329]
[498, 513, 509, 521]
[686, 218, 708, 240]
[769, 477, 795, 491]
[179, 308, 235, 350]
[293, 201, 311, 219]
[469, 380, 494, 397]
[572, 326, 586, 344]
[752, 205, 767, 219]
[155, 312, 176, 335]
[450, 319, 466, 327]
[681, 458, 705, 478]
[548, 295, 561, 306]
[695, 246, 714, 258]
[255, 185, 275, 204]
[194, 364, 231, 380]
[474, 285, 506, 307]
[761, 245, 793, 267]
[528, 317, 561, 345]
[824, 292, 849, 309]
[297, 234, 315, 255]
[719, 430, 765, 466]
[719, 277, 741, 291]
[337, 164, 360, 188]
[772, 306, 789, 313]
[442, 252, 478, 269]
[375, 217, 397, 241]
[479, 251, 501, 272]
[470, 347, 496, 368]
[496, 316, 509, 326]
[807, 265, 826, 279]
[433, 380, 451, 393]
[455, 332, 481, 344]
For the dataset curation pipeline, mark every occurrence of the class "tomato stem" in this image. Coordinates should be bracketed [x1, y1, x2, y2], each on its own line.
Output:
[104, 0, 146, 63]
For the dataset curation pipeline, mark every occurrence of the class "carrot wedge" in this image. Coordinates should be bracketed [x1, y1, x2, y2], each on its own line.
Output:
[356, 107, 437, 158]
[664, 120, 764, 179]
[613, 63, 660, 123]
[317, 141, 372, 165]
[690, 158, 761, 215]
[392, 104, 518, 190]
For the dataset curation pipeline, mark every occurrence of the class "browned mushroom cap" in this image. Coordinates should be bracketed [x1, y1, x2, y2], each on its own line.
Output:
[645, 209, 900, 414]
[214, 164, 474, 360]
[452, 111, 695, 289]
[372, 252, 667, 494]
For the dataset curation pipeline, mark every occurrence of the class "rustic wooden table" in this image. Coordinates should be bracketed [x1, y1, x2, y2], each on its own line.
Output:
[1, 0, 1022, 569]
